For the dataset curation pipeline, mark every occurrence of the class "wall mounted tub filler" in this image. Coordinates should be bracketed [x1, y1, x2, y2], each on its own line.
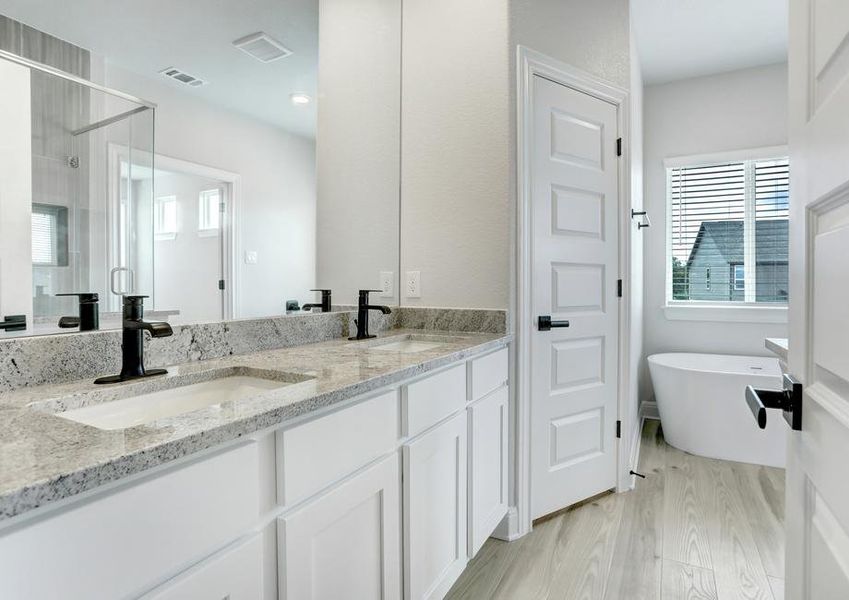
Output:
[56, 293, 100, 331]
[349, 289, 392, 340]
[94, 295, 173, 384]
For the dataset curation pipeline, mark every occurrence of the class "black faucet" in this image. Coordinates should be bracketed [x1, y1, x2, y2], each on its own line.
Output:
[57, 293, 100, 331]
[0, 315, 26, 332]
[349, 289, 392, 340]
[303, 289, 332, 313]
[94, 295, 173, 384]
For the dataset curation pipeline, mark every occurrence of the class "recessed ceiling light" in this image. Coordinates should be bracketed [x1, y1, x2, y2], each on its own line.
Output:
[290, 93, 312, 105]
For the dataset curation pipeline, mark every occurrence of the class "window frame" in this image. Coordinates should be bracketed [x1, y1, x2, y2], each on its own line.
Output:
[154, 195, 178, 240]
[663, 146, 789, 324]
[197, 188, 222, 236]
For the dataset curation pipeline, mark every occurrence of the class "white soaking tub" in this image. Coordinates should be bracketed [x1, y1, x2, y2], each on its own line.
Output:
[647, 353, 785, 468]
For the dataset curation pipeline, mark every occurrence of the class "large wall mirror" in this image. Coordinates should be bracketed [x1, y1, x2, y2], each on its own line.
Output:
[0, 0, 401, 338]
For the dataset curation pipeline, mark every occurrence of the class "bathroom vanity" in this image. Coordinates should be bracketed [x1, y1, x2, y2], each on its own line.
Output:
[0, 330, 510, 599]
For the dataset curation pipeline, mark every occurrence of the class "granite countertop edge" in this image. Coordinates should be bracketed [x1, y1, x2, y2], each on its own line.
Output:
[0, 331, 511, 522]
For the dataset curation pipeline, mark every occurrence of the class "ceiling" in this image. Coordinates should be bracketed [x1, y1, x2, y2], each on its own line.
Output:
[631, 0, 788, 85]
[0, 0, 318, 137]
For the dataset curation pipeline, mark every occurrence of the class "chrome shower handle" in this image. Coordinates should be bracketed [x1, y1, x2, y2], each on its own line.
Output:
[110, 267, 135, 296]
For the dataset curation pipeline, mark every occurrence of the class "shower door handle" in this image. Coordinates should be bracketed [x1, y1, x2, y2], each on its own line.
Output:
[537, 316, 569, 331]
[745, 373, 803, 431]
[110, 267, 135, 296]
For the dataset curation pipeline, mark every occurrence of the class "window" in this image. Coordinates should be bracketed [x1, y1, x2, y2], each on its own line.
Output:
[198, 189, 221, 234]
[733, 264, 745, 291]
[154, 195, 178, 239]
[667, 155, 789, 305]
[31, 204, 69, 266]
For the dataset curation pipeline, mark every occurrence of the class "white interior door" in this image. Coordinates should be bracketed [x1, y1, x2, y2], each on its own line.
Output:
[530, 74, 619, 520]
[785, 1, 849, 598]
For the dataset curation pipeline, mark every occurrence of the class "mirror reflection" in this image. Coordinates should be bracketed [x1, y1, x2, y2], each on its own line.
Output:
[0, 0, 401, 338]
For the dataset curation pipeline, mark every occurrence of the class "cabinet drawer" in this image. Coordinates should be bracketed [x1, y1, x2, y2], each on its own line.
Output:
[142, 533, 263, 600]
[402, 364, 466, 437]
[277, 390, 399, 507]
[0, 442, 259, 600]
[469, 347, 508, 403]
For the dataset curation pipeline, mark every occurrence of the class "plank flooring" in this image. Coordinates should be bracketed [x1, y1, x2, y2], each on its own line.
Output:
[446, 420, 785, 600]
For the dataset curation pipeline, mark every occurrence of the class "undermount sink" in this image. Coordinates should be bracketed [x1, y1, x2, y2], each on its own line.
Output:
[366, 333, 470, 354]
[35, 368, 312, 431]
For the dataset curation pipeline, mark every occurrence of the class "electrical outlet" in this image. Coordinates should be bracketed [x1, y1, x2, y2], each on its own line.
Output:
[406, 270, 421, 298]
[245, 251, 258, 265]
[380, 271, 394, 298]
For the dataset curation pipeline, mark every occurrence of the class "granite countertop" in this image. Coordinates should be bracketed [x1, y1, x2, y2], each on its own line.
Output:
[0, 329, 510, 522]
[765, 337, 788, 362]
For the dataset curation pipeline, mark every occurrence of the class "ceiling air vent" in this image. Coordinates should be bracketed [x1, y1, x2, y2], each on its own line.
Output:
[159, 67, 207, 87]
[232, 32, 292, 63]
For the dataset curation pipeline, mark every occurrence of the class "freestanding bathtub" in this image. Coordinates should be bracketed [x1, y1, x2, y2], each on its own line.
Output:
[647, 353, 786, 468]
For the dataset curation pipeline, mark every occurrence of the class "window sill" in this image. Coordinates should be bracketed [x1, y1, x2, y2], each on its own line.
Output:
[197, 229, 219, 238]
[663, 303, 788, 324]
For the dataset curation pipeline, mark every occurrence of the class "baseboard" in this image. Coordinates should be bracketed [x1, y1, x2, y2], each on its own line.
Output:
[491, 507, 524, 542]
[640, 399, 660, 420]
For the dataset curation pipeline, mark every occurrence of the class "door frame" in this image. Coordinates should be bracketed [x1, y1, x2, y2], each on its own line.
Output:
[514, 46, 632, 538]
[152, 154, 243, 320]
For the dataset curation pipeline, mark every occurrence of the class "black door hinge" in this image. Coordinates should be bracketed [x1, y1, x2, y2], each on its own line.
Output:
[616, 138, 622, 157]
[616, 420, 622, 439]
[218, 279, 225, 291]
[617, 279, 623, 298]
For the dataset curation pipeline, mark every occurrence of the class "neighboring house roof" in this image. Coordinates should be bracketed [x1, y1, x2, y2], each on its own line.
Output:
[686, 219, 788, 267]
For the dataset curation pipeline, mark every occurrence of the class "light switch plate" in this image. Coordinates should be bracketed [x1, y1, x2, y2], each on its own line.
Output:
[380, 271, 394, 298]
[406, 270, 421, 298]
[245, 251, 258, 264]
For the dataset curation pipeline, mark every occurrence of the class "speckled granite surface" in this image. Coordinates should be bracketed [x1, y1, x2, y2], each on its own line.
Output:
[0, 328, 509, 522]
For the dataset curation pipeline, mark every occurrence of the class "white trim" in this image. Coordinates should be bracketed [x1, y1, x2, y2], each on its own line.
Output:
[490, 507, 522, 542]
[663, 145, 788, 169]
[663, 302, 788, 323]
[640, 400, 660, 420]
[154, 154, 242, 320]
[516, 46, 631, 536]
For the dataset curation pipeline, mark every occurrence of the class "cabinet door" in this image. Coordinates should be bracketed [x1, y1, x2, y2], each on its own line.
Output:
[403, 413, 467, 600]
[143, 533, 263, 600]
[468, 386, 509, 557]
[278, 453, 401, 600]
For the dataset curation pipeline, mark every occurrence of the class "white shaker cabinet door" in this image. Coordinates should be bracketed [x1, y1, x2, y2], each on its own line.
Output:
[277, 453, 402, 600]
[403, 412, 468, 600]
[468, 386, 509, 557]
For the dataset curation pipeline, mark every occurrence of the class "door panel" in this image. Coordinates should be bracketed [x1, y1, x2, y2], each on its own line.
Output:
[787, 0, 849, 597]
[530, 75, 619, 520]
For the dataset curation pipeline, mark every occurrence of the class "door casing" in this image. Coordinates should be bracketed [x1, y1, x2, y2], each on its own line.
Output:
[514, 46, 632, 539]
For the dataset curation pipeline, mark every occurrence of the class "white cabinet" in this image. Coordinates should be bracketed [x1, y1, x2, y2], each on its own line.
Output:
[467, 386, 509, 557]
[403, 413, 467, 600]
[278, 453, 402, 600]
[143, 533, 264, 600]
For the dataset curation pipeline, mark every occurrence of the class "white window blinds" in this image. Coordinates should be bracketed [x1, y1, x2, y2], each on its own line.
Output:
[668, 157, 789, 304]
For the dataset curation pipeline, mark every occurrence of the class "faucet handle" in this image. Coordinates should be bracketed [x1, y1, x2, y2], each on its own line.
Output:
[57, 292, 99, 303]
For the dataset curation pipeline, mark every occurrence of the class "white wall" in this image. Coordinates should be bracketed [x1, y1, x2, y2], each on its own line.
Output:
[400, 0, 511, 309]
[628, 30, 645, 458]
[316, 0, 401, 306]
[0, 60, 33, 329]
[641, 63, 789, 401]
[102, 63, 316, 320]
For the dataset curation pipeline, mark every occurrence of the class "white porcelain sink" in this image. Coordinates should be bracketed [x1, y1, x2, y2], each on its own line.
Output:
[366, 333, 470, 354]
[54, 373, 302, 430]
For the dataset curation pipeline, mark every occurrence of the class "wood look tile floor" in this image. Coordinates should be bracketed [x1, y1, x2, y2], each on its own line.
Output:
[447, 420, 785, 600]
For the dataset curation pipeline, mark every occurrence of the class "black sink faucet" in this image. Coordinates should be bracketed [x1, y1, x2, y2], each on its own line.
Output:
[349, 289, 391, 340]
[57, 293, 100, 331]
[303, 289, 332, 312]
[94, 295, 173, 384]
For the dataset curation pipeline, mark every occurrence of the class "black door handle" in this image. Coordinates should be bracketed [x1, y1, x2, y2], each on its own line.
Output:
[745, 374, 802, 431]
[538, 316, 569, 331]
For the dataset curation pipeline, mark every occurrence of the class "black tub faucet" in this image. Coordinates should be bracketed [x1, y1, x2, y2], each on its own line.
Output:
[349, 289, 391, 340]
[303, 289, 332, 312]
[94, 295, 173, 384]
[57, 293, 100, 331]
